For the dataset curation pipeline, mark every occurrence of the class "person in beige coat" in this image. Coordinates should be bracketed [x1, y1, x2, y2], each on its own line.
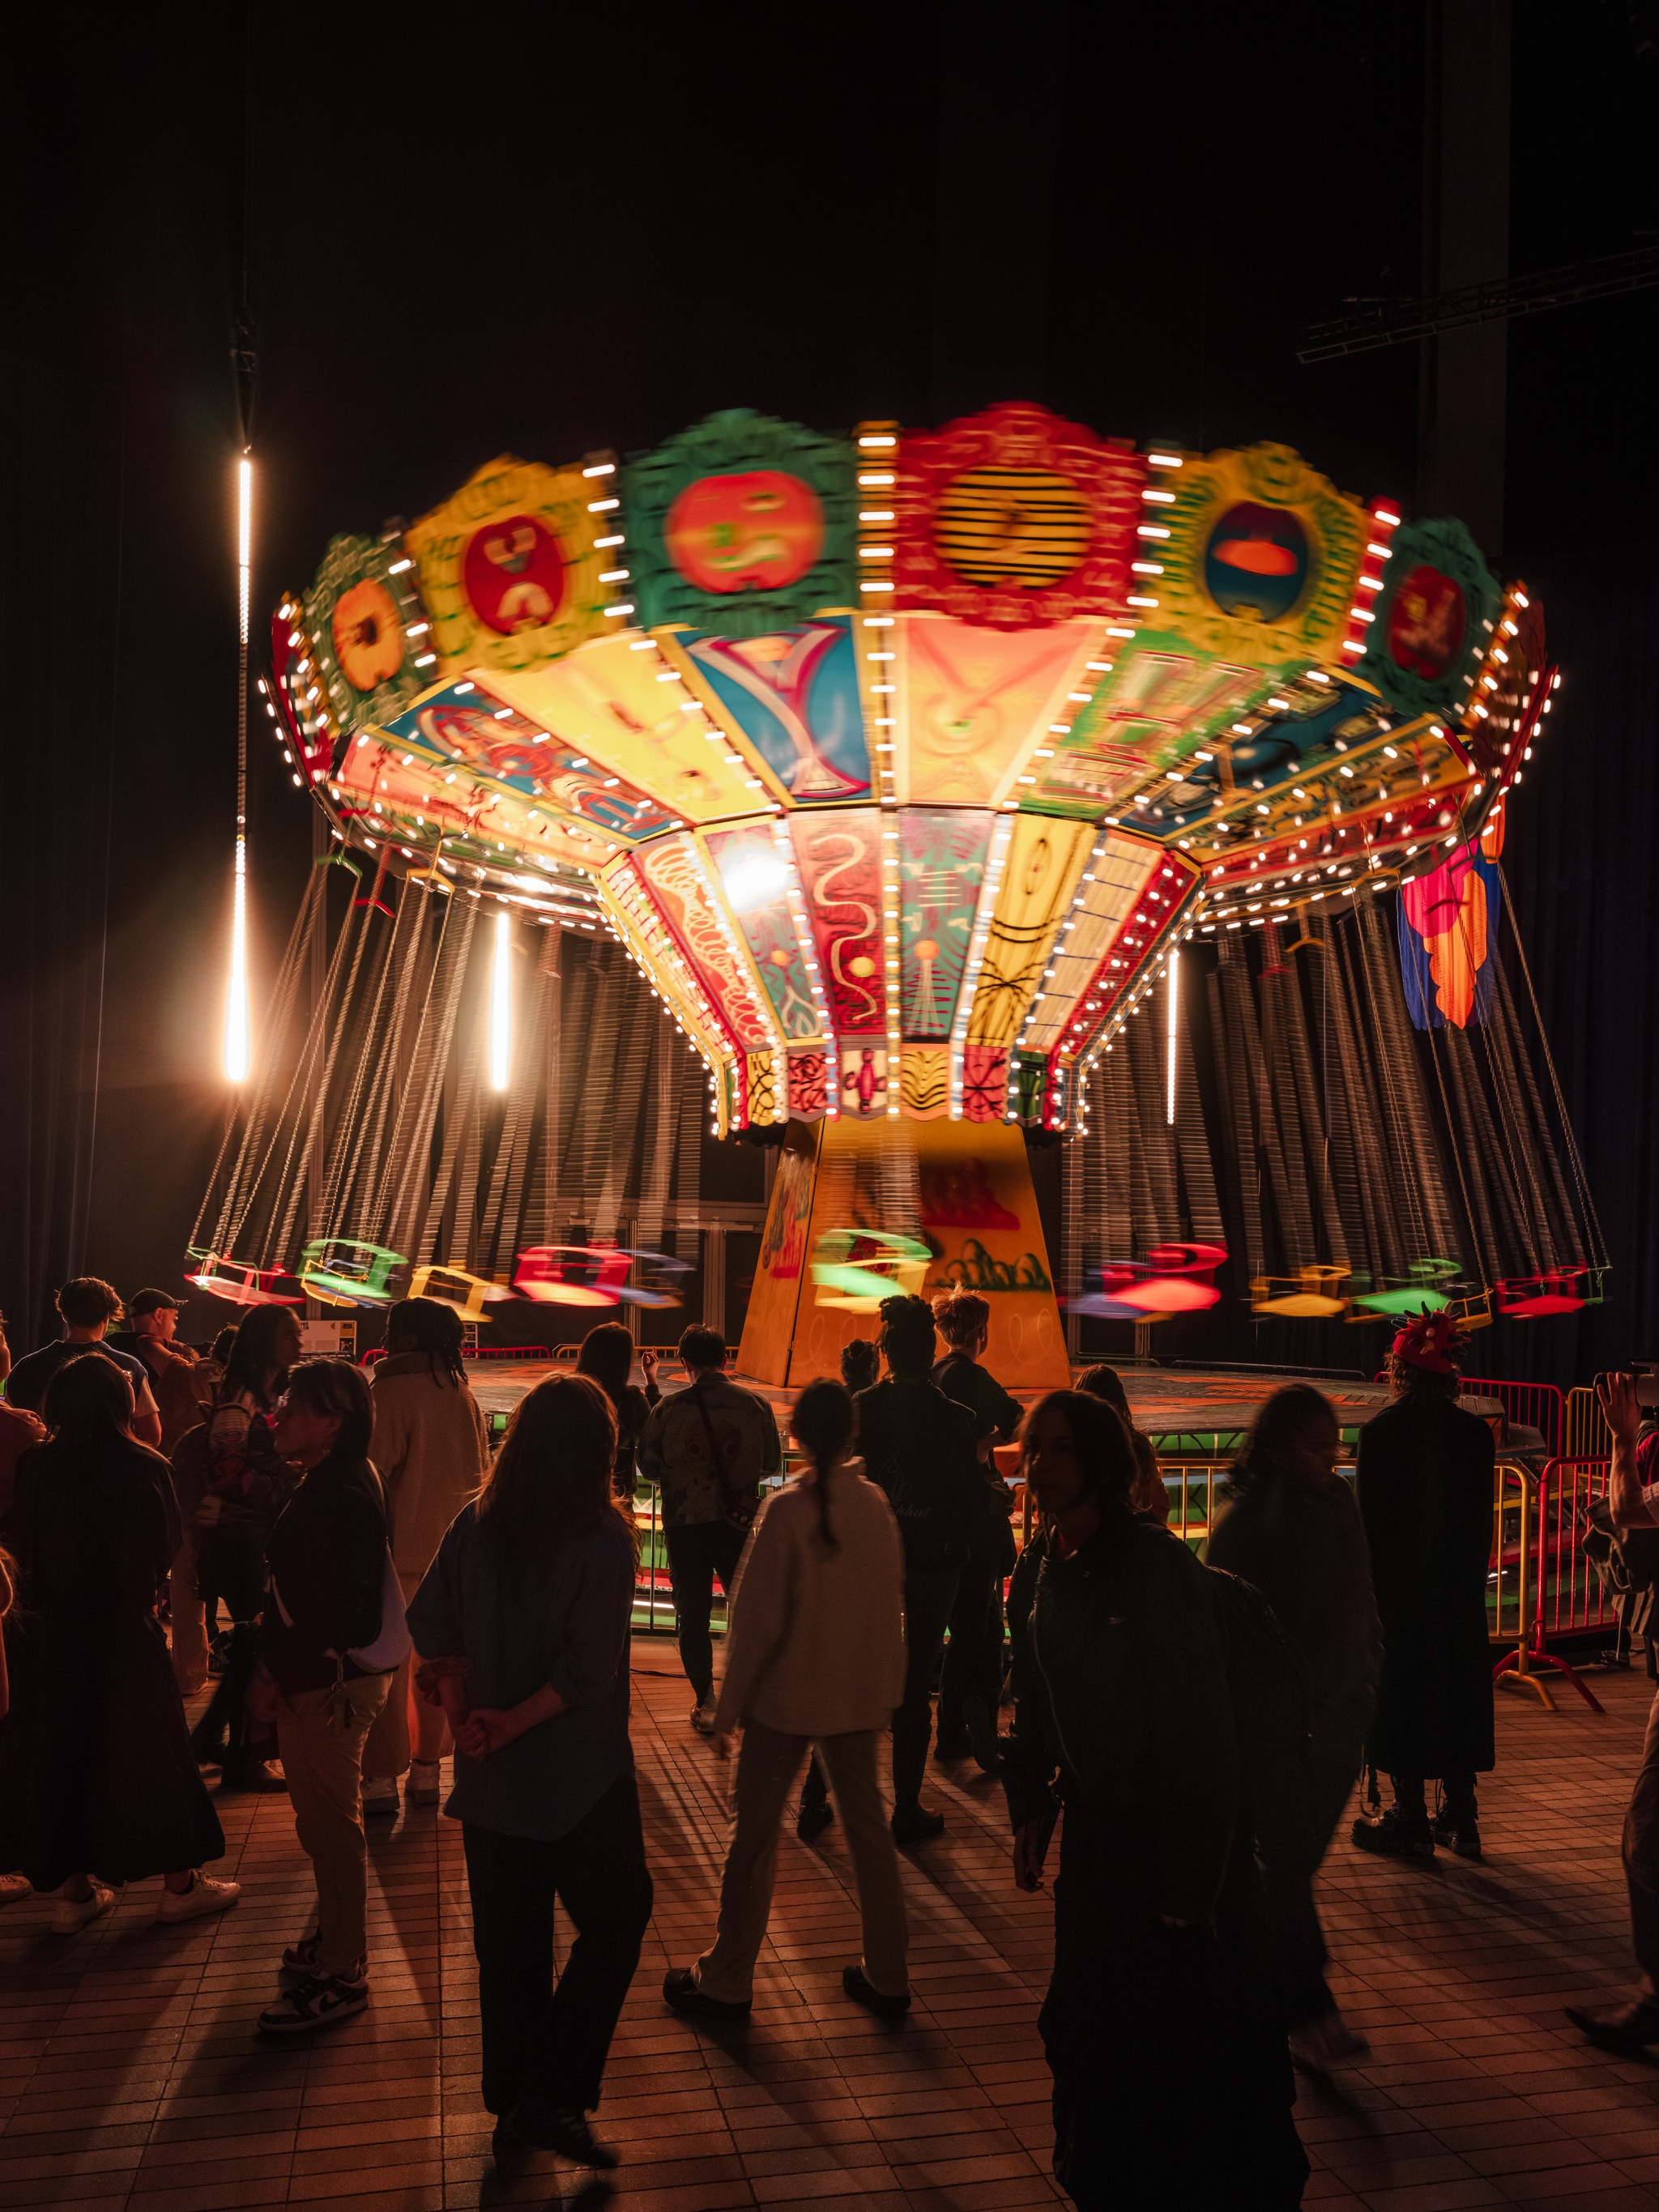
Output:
[663, 1377, 911, 2021]
[360, 1301, 488, 1813]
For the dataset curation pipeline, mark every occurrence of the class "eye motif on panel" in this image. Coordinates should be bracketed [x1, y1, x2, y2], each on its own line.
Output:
[1203, 502, 1310, 624]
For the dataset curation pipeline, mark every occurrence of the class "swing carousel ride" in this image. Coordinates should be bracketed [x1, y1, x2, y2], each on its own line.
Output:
[191, 402, 1602, 1387]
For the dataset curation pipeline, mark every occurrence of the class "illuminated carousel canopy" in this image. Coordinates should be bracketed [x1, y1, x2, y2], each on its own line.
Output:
[270, 403, 1550, 1144]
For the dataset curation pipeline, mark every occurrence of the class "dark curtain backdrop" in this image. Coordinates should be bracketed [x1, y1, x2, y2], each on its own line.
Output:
[0, 357, 123, 1347]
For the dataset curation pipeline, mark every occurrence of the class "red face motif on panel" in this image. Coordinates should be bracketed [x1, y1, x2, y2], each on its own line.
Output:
[665, 471, 824, 593]
[1388, 564, 1466, 680]
[463, 514, 567, 634]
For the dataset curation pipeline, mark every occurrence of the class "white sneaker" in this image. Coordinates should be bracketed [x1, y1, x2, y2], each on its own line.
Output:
[360, 1775, 399, 1817]
[690, 1697, 719, 1735]
[1289, 2006, 1370, 2069]
[157, 1872, 241, 1924]
[52, 1880, 117, 1934]
[407, 1759, 441, 1805]
[0, 1873, 32, 1906]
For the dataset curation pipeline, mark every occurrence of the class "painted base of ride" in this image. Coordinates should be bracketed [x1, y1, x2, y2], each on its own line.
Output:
[736, 1115, 1072, 1391]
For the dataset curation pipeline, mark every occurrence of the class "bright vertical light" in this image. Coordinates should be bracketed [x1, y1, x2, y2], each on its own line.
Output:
[224, 454, 254, 1084]
[1166, 948, 1179, 1126]
[490, 910, 511, 1090]
[224, 837, 249, 1082]
[237, 456, 253, 646]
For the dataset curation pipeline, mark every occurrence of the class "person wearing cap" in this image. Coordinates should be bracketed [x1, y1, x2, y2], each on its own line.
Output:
[119, 1290, 215, 1457]
[4, 1279, 162, 1451]
[1351, 1311, 1495, 1861]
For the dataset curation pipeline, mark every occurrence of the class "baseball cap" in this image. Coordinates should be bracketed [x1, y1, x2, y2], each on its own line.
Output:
[129, 1288, 186, 1318]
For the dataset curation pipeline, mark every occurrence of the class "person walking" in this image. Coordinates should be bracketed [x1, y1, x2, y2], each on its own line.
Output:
[1207, 1384, 1380, 2068]
[854, 1294, 988, 1841]
[249, 1360, 398, 2034]
[577, 1320, 660, 1498]
[928, 1290, 1019, 1771]
[1077, 1364, 1170, 1522]
[1565, 1371, 1659, 2052]
[0, 1355, 241, 1933]
[665, 1376, 910, 2022]
[407, 1373, 651, 2172]
[4, 1277, 163, 1450]
[188, 1304, 303, 1791]
[1004, 1388, 1307, 2210]
[359, 1298, 489, 1816]
[1352, 1311, 1495, 1860]
[637, 1324, 781, 1733]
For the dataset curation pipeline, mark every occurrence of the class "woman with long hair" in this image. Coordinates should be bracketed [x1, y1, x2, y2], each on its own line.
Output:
[663, 1375, 910, 2022]
[1004, 1389, 1307, 2210]
[0, 1355, 240, 1933]
[407, 1373, 650, 2173]
[576, 1319, 660, 1498]
[189, 1302, 304, 1791]
[1076, 1364, 1170, 1524]
[249, 1359, 395, 2034]
[360, 1298, 488, 1814]
[1352, 1311, 1495, 1860]
[1208, 1384, 1380, 2069]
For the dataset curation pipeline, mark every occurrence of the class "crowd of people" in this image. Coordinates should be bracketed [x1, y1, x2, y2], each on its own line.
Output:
[0, 1272, 1631, 2206]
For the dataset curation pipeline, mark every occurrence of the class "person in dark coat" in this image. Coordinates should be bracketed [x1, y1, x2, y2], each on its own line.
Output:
[0, 1354, 239, 1933]
[576, 1321, 660, 1498]
[855, 1294, 990, 1842]
[1208, 1384, 1380, 2068]
[1004, 1388, 1308, 2210]
[929, 1290, 1020, 1771]
[1352, 1311, 1495, 1860]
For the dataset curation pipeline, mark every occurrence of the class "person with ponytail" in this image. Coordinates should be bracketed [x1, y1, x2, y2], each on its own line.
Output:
[360, 1298, 488, 1814]
[663, 1376, 911, 2022]
[1208, 1383, 1380, 2069]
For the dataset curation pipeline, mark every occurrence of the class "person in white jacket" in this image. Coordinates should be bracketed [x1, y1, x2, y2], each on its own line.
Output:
[662, 1377, 911, 2021]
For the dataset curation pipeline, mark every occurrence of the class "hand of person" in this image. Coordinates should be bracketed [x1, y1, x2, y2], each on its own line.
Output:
[247, 1669, 282, 1727]
[1012, 1814, 1052, 1892]
[640, 1349, 659, 1380]
[457, 1707, 528, 1758]
[1598, 1370, 1643, 1447]
[710, 1727, 736, 1761]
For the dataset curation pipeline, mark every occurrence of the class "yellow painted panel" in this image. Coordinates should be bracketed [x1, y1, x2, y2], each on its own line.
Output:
[966, 813, 1095, 1047]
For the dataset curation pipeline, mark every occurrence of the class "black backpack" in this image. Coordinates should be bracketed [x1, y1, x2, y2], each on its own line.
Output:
[1580, 1502, 1659, 1676]
[1206, 1565, 1319, 1872]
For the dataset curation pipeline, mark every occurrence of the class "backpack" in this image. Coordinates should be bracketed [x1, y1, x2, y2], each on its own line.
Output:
[1580, 1502, 1659, 1676]
[1206, 1565, 1319, 1872]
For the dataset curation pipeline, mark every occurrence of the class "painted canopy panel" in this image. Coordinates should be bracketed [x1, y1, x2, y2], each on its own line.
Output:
[706, 823, 822, 1043]
[898, 808, 991, 1042]
[966, 813, 1094, 1047]
[789, 808, 886, 1038]
[407, 456, 610, 676]
[896, 614, 1104, 808]
[677, 616, 872, 801]
[497, 633, 766, 820]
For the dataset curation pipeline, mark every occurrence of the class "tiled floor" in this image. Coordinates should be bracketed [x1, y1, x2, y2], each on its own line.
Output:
[3, 1651, 1658, 2212]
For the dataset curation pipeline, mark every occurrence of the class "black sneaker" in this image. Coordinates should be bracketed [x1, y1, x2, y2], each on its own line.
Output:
[1565, 1999, 1659, 2053]
[842, 1964, 911, 2018]
[498, 2096, 619, 2169]
[257, 1971, 369, 2035]
[1431, 1813, 1482, 1860]
[661, 1966, 751, 2020]
[1350, 1808, 1435, 1860]
[796, 1799, 834, 1842]
[891, 1805, 946, 1844]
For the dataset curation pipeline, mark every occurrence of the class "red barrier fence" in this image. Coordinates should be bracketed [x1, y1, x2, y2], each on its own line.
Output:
[1491, 1455, 1614, 1713]
[1463, 1375, 1566, 1457]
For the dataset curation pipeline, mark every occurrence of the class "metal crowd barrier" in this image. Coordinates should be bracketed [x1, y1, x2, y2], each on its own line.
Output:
[1491, 1455, 1613, 1713]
